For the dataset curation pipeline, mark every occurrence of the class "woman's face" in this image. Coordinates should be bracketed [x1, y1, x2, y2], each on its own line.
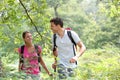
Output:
[24, 32, 32, 44]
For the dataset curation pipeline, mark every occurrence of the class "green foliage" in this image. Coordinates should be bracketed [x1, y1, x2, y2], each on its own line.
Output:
[0, 0, 52, 79]
[77, 48, 120, 80]
[0, 0, 120, 79]
[46, 0, 68, 8]
[46, 0, 120, 49]
[1, 48, 120, 80]
[0, 0, 51, 52]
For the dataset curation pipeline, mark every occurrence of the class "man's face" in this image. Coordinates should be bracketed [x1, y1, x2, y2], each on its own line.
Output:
[50, 22, 59, 33]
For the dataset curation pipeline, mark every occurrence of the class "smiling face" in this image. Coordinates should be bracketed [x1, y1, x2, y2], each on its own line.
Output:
[50, 17, 63, 34]
[23, 31, 32, 44]
[50, 22, 59, 33]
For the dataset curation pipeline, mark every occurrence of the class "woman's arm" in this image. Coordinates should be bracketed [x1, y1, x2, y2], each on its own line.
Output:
[39, 53, 52, 76]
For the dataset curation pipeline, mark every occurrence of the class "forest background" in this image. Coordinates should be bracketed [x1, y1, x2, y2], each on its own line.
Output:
[0, 0, 120, 80]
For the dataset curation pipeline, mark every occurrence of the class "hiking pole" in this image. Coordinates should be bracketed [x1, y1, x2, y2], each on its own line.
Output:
[54, 67, 56, 72]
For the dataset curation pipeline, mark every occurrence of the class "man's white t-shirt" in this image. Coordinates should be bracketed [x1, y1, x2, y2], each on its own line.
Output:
[52, 30, 81, 68]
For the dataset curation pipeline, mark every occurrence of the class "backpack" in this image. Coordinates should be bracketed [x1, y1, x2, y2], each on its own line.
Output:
[19, 45, 41, 71]
[53, 30, 77, 65]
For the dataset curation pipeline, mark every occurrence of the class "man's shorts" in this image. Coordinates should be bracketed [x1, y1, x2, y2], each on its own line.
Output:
[57, 64, 75, 79]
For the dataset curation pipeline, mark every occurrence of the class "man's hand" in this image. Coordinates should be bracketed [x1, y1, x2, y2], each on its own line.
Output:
[53, 50, 58, 57]
[52, 62, 57, 69]
[69, 56, 78, 63]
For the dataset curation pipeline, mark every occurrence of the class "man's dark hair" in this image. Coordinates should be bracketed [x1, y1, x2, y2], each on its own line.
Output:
[50, 17, 63, 28]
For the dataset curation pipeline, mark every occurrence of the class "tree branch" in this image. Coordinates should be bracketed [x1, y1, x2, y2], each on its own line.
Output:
[19, 0, 42, 39]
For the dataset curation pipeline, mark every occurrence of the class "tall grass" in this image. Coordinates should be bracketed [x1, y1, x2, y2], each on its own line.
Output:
[0, 48, 120, 80]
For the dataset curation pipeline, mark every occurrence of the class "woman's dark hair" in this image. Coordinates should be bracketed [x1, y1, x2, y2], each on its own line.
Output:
[22, 31, 30, 38]
[50, 17, 63, 28]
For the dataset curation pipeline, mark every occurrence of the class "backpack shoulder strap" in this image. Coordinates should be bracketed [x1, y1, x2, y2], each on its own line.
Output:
[67, 30, 76, 46]
[67, 30, 77, 65]
[21, 45, 24, 54]
[53, 34, 57, 51]
[34, 45, 41, 71]
[34, 45, 40, 62]
[20, 45, 24, 63]
[19, 45, 24, 71]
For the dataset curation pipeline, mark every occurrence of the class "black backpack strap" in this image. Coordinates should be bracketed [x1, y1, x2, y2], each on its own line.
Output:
[67, 31, 76, 46]
[53, 34, 57, 72]
[34, 45, 41, 71]
[19, 45, 24, 71]
[20, 45, 24, 63]
[53, 34, 57, 51]
[34, 45, 40, 62]
[67, 30, 77, 65]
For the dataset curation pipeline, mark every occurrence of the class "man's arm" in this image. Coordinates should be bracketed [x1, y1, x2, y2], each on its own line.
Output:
[52, 49, 58, 72]
[70, 41, 86, 63]
[76, 41, 86, 57]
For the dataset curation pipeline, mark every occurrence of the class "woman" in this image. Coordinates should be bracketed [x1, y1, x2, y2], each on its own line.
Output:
[16, 31, 51, 80]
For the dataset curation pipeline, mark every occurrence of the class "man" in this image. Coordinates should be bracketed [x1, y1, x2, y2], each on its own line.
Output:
[50, 17, 86, 79]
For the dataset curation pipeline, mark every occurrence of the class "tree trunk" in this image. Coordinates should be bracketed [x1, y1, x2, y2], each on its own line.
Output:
[54, 4, 59, 17]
